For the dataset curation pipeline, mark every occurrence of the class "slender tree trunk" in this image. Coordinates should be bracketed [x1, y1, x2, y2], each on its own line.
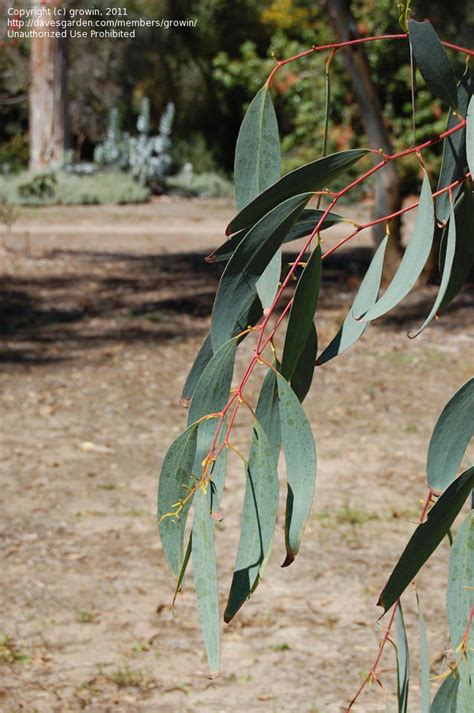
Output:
[323, 0, 403, 277]
[29, 0, 69, 172]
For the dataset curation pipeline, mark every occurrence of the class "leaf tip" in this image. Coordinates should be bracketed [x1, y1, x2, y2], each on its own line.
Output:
[205, 253, 216, 264]
[281, 552, 295, 568]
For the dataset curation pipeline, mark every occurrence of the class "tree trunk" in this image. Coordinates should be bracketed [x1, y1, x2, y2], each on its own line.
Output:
[29, 0, 69, 172]
[323, 0, 403, 278]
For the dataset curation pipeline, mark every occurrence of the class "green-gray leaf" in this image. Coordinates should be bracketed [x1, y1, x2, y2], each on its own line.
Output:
[409, 201, 456, 337]
[396, 603, 410, 713]
[357, 172, 435, 321]
[158, 423, 198, 577]
[188, 337, 238, 426]
[192, 487, 220, 675]
[417, 593, 430, 713]
[211, 193, 310, 351]
[224, 421, 279, 622]
[182, 297, 262, 406]
[281, 245, 322, 380]
[255, 368, 281, 457]
[234, 85, 281, 211]
[277, 373, 317, 565]
[317, 236, 388, 365]
[436, 66, 472, 222]
[439, 187, 474, 312]
[226, 149, 369, 235]
[207, 208, 343, 264]
[378, 466, 474, 613]
[447, 512, 474, 652]
[291, 323, 317, 403]
[257, 248, 281, 309]
[467, 96, 474, 178]
[427, 378, 474, 492]
[408, 20, 458, 110]
[430, 675, 459, 712]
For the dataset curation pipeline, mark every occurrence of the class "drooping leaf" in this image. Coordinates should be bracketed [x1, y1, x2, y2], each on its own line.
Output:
[182, 298, 262, 405]
[436, 66, 472, 222]
[224, 421, 279, 622]
[188, 337, 238, 426]
[207, 208, 343, 264]
[396, 603, 410, 713]
[357, 172, 435, 321]
[408, 20, 458, 110]
[427, 378, 474, 492]
[255, 367, 281, 457]
[457, 658, 474, 713]
[174, 533, 192, 601]
[447, 512, 474, 652]
[226, 149, 369, 235]
[211, 194, 310, 351]
[181, 333, 214, 406]
[378, 467, 474, 613]
[192, 487, 220, 675]
[409, 201, 456, 337]
[158, 423, 198, 577]
[416, 592, 430, 713]
[281, 245, 322, 380]
[317, 236, 388, 365]
[291, 323, 317, 403]
[467, 95, 474, 178]
[430, 675, 459, 712]
[257, 248, 281, 309]
[188, 338, 237, 522]
[276, 373, 317, 565]
[234, 85, 281, 211]
[439, 187, 474, 311]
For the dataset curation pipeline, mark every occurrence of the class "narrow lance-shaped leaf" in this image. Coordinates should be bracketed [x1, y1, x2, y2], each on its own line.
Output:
[234, 85, 282, 312]
[447, 511, 474, 652]
[408, 20, 458, 110]
[467, 95, 474, 178]
[234, 84, 280, 212]
[291, 323, 317, 403]
[281, 245, 322, 380]
[436, 66, 472, 222]
[317, 235, 388, 365]
[181, 333, 213, 407]
[192, 487, 220, 675]
[277, 372, 317, 566]
[158, 423, 198, 577]
[182, 297, 262, 405]
[207, 208, 344, 264]
[257, 248, 281, 310]
[416, 592, 430, 713]
[409, 200, 456, 337]
[378, 466, 474, 613]
[224, 421, 279, 622]
[255, 367, 281, 457]
[226, 149, 369, 235]
[396, 603, 410, 713]
[439, 187, 474, 312]
[427, 378, 474, 492]
[430, 675, 459, 712]
[188, 337, 238, 427]
[357, 172, 435, 321]
[211, 193, 310, 351]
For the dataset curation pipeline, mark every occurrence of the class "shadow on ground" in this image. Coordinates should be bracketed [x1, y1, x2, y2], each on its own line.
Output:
[1, 246, 472, 365]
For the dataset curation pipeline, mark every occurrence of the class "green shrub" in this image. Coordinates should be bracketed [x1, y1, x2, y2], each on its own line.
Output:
[0, 170, 150, 206]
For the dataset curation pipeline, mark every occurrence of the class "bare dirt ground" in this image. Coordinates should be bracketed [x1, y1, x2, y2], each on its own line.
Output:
[0, 197, 472, 713]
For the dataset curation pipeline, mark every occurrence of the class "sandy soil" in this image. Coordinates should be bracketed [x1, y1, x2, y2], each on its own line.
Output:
[0, 197, 472, 712]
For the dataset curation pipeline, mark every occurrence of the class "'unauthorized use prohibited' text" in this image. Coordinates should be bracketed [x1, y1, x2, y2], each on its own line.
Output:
[3, 5, 197, 40]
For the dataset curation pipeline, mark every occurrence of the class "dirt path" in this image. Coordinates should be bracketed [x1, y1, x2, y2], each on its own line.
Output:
[0, 198, 472, 712]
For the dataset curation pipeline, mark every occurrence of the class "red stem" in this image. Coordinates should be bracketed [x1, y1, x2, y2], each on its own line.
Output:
[267, 35, 474, 86]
